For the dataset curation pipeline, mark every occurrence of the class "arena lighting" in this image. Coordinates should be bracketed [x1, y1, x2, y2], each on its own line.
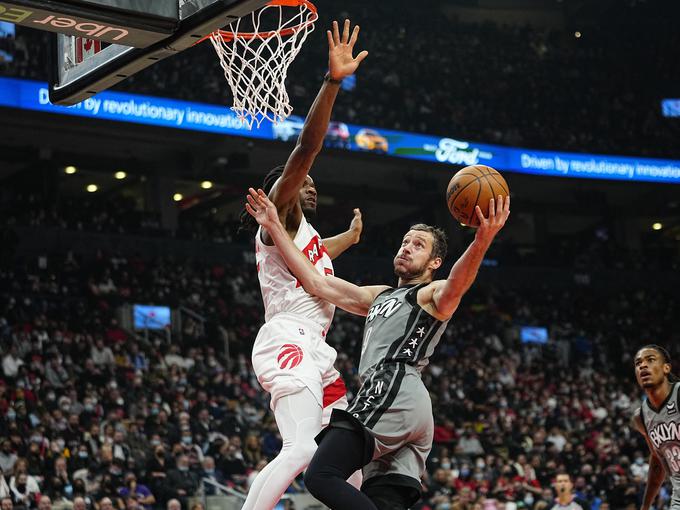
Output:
[200, 181, 213, 189]
[575, 31, 582, 38]
[114, 171, 127, 180]
[86, 184, 98, 192]
[173, 193, 183, 202]
[652, 222, 663, 231]
[64, 166, 77, 174]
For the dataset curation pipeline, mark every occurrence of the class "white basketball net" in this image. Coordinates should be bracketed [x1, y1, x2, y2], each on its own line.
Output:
[209, 1, 317, 129]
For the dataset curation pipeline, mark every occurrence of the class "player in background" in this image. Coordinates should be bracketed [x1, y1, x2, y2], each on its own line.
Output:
[238, 19, 368, 510]
[245, 188, 509, 509]
[632, 345, 680, 510]
[549, 473, 584, 510]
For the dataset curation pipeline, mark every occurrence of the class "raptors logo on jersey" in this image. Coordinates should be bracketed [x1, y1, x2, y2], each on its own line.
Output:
[255, 215, 335, 331]
[277, 344, 304, 369]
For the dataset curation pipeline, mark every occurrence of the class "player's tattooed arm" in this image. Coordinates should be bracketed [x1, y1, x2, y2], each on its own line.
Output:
[632, 408, 667, 510]
[268, 20, 368, 216]
[323, 208, 362, 260]
[246, 188, 386, 316]
[430, 195, 510, 320]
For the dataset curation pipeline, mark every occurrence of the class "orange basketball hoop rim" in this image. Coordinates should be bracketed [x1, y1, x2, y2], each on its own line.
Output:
[197, 0, 317, 44]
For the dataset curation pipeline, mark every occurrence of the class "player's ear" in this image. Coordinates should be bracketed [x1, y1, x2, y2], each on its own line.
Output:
[664, 363, 672, 376]
[429, 257, 442, 271]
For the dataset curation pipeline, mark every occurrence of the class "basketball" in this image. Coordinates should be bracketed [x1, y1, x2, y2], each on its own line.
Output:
[446, 165, 510, 227]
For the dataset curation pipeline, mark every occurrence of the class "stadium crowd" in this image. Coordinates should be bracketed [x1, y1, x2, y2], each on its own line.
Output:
[0, 219, 678, 509]
[1, 1, 679, 508]
[1, 1, 678, 158]
[1, 179, 678, 273]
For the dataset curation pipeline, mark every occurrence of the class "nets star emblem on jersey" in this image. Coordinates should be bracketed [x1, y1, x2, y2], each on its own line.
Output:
[277, 344, 304, 369]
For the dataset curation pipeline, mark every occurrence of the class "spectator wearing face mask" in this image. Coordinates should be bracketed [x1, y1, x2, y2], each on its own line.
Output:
[162, 455, 197, 507]
[8, 463, 40, 500]
[47, 477, 72, 510]
[198, 457, 224, 496]
[143, 449, 164, 499]
[423, 468, 454, 508]
[10, 472, 39, 510]
[70, 480, 92, 510]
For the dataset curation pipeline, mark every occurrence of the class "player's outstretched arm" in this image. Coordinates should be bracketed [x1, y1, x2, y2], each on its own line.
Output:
[269, 20, 368, 212]
[431, 196, 510, 319]
[632, 409, 667, 510]
[323, 208, 362, 260]
[246, 188, 386, 316]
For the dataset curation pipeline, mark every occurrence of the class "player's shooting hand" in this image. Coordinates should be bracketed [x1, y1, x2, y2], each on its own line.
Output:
[474, 194, 510, 244]
[327, 19, 368, 81]
[349, 208, 362, 244]
[246, 188, 280, 230]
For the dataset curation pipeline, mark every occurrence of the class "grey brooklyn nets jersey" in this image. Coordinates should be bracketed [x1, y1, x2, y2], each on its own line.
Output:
[357, 283, 449, 377]
[641, 382, 680, 508]
[339, 283, 449, 489]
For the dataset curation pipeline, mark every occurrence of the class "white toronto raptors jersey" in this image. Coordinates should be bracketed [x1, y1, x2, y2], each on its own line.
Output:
[255, 216, 335, 331]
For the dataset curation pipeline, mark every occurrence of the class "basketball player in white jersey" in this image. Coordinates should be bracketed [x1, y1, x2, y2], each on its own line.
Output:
[238, 19, 368, 510]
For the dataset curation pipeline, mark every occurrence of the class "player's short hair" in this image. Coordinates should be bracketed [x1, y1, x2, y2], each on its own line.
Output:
[409, 224, 448, 261]
[636, 344, 677, 382]
[238, 165, 285, 234]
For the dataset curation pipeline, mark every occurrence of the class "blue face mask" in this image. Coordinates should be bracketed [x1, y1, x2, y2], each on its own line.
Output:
[182, 437, 192, 445]
[178, 466, 189, 472]
[204, 470, 214, 476]
[6, 410, 16, 421]
[79, 452, 89, 459]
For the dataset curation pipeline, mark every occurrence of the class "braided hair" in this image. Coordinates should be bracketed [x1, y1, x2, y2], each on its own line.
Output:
[238, 165, 285, 235]
[637, 344, 678, 382]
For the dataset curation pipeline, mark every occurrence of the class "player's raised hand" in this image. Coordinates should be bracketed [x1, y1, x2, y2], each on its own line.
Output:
[246, 188, 280, 229]
[327, 19, 368, 81]
[474, 195, 510, 244]
[349, 208, 363, 244]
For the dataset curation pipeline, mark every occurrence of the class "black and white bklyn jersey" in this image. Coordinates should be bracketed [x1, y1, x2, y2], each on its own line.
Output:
[358, 283, 449, 377]
[641, 382, 680, 504]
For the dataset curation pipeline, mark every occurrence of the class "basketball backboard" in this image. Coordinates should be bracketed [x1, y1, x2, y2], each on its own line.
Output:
[8, 0, 272, 105]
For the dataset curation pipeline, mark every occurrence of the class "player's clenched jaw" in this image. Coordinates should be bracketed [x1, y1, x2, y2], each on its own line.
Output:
[393, 230, 440, 280]
[634, 347, 670, 389]
[299, 176, 318, 217]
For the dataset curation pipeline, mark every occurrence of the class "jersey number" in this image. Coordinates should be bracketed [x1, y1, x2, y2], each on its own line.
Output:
[664, 445, 680, 473]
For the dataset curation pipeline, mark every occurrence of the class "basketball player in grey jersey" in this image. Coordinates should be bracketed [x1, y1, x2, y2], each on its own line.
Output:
[632, 345, 680, 510]
[245, 187, 510, 509]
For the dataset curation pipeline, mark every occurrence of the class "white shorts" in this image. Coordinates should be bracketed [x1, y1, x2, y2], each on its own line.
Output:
[252, 313, 348, 424]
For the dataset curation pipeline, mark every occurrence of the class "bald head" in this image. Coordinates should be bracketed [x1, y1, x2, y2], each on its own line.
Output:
[38, 496, 51, 510]
[73, 498, 86, 510]
[100, 498, 113, 510]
